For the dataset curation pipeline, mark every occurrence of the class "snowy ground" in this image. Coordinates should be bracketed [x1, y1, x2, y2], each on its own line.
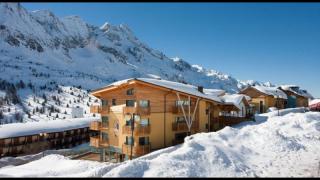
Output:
[0, 109, 319, 177]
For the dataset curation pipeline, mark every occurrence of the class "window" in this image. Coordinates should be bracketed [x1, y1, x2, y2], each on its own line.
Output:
[126, 136, 134, 145]
[140, 119, 150, 127]
[126, 100, 136, 107]
[126, 119, 133, 126]
[102, 116, 109, 127]
[112, 99, 116, 106]
[101, 99, 108, 106]
[139, 100, 150, 108]
[139, 137, 149, 145]
[175, 116, 185, 123]
[176, 100, 190, 106]
[127, 88, 134, 95]
[101, 132, 108, 141]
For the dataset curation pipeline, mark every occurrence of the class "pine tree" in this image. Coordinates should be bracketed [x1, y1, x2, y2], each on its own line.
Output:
[56, 114, 59, 118]
[42, 94, 47, 103]
[0, 111, 3, 119]
[64, 110, 67, 114]
[66, 104, 69, 108]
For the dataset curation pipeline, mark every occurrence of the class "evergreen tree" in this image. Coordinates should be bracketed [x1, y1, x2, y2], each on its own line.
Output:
[0, 110, 3, 119]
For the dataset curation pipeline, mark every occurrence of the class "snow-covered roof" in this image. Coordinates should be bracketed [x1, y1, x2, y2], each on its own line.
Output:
[309, 99, 320, 106]
[203, 88, 225, 97]
[0, 117, 100, 139]
[94, 78, 223, 103]
[280, 85, 313, 99]
[220, 94, 248, 110]
[251, 86, 287, 99]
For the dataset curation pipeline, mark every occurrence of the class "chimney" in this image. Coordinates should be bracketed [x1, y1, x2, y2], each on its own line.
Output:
[197, 86, 204, 93]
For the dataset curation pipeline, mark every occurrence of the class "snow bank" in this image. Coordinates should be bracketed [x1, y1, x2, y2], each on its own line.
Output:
[0, 117, 99, 139]
[0, 110, 319, 177]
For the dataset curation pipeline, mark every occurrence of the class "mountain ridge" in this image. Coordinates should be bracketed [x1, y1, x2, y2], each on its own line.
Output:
[0, 2, 272, 123]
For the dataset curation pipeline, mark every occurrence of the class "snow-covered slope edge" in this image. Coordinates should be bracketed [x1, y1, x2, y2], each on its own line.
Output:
[0, 110, 319, 177]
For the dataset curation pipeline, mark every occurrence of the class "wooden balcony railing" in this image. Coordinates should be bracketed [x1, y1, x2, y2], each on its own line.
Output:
[122, 124, 150, 135]
[89, 121, 101, 131]
[90, 105, 110, 115]
[212, 116, 250, 129]
[172, 122, 198, 131]
[122, 143, 151, 157]
[123, 106, 151, 115]
[172, 105, 195, 114]
[90, 136, 109, 148]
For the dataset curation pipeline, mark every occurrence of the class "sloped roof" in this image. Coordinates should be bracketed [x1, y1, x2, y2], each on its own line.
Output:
[280, 85, 314, 99]
[309, 99, 320, 106]
[92, 78, 223, 103]
[0, 117, 99, 139]
[251, 86, 288, 99]
[220, 94, 249, 110]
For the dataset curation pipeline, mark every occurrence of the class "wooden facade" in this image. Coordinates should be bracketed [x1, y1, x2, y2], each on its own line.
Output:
[279, 89, 309, 108]
[239, 87, 287, 114]
[89, 79, 251, 162]
[0, 127, 92, 158]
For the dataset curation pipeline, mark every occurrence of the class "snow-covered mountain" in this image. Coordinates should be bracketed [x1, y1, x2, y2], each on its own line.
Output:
[0, 3, 270, 123]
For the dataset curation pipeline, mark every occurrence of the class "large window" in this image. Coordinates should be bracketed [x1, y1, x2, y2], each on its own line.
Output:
[126, 100, 136, 107]
[139, 137, 149, 145]
[127, 88, 134, 95]
[176, 100, 190, 106]
[126, 136, 134, 145]
[102, 116, 109, 127]
[139, 100, 150, 108]
[101, 99, 108, 106]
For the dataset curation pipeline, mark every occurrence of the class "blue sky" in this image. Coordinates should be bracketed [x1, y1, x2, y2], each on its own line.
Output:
[22, 3, 320, 97]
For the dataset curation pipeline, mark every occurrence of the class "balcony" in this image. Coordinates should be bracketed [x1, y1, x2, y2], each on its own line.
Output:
[122, 124, 150, 135]
[89, 136, 109, 148]
[123, 106, 150, 116]
[122, 143, 151, 157]
[89, 121, 101, 131]
[90, 105, 110, 115]
[172, 105, 195, 114]
[172, 122, 198, 131]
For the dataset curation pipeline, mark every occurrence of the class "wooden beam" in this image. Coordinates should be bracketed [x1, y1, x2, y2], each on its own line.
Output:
[176, 92, 190, 129]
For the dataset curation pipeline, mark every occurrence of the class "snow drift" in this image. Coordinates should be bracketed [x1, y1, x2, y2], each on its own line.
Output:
[0, 110, 319, 177]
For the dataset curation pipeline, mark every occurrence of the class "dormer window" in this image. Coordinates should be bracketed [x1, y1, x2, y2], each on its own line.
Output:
[127, 88, 134, 95]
